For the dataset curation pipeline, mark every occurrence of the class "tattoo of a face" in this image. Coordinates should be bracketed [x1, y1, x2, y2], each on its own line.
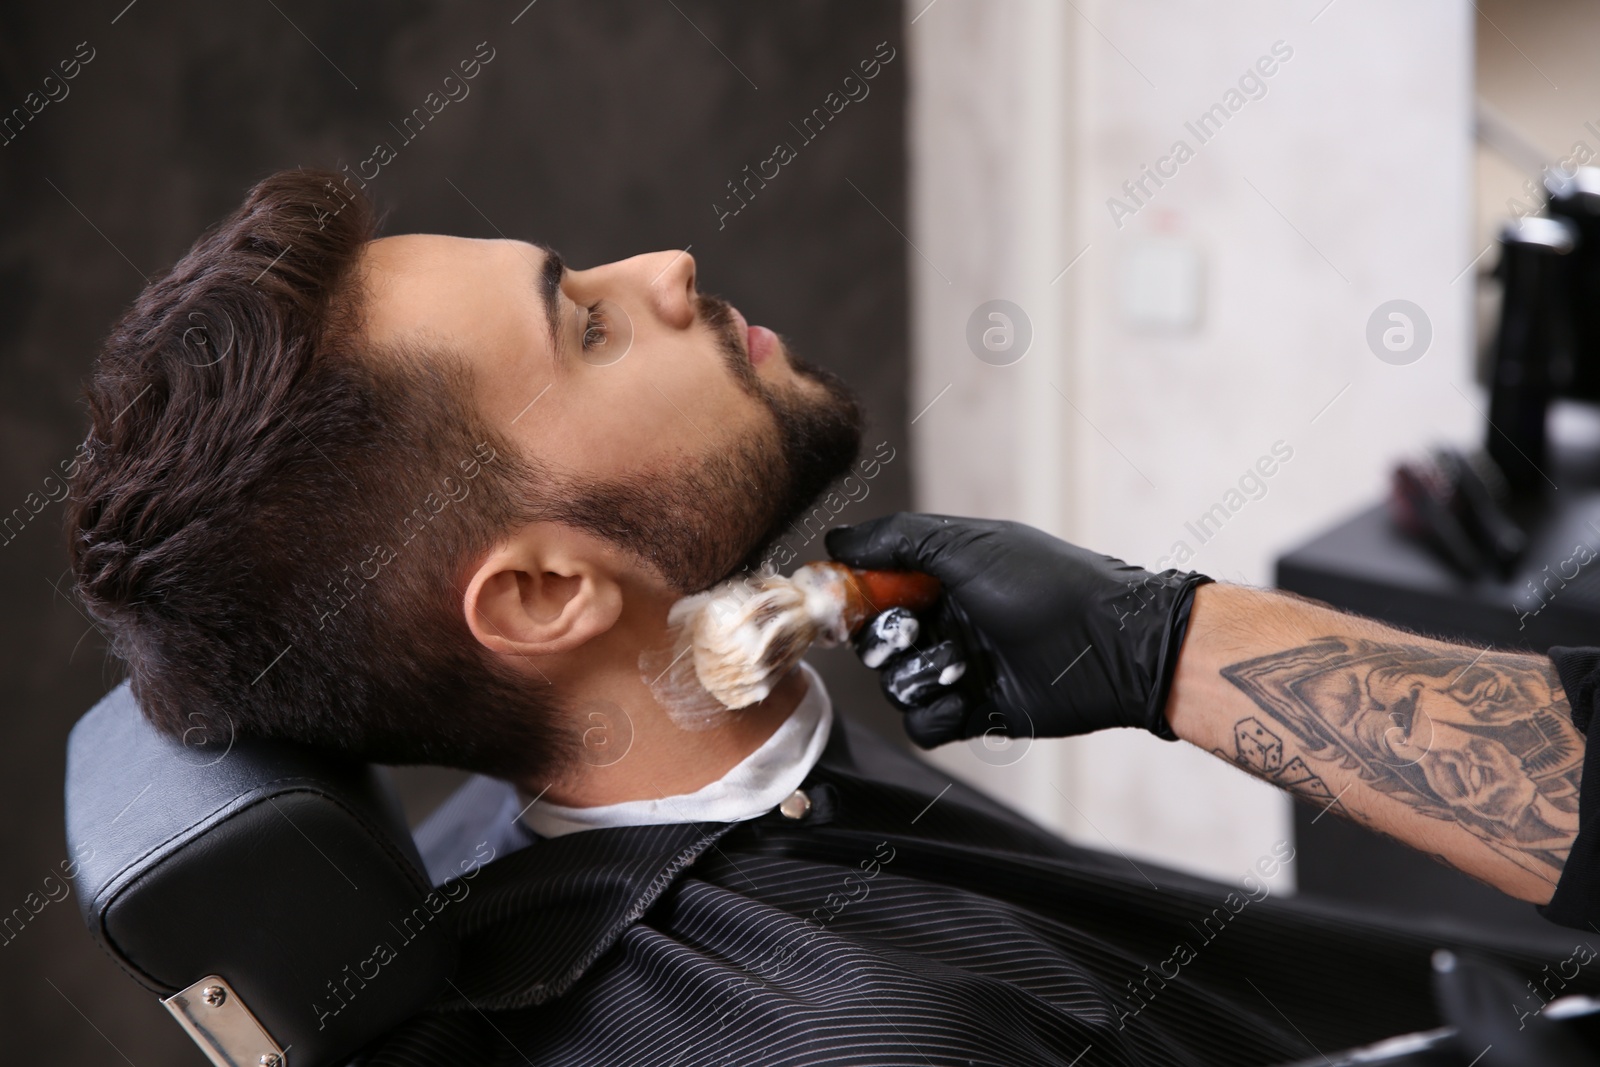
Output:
[1219, 637, 1582, 880]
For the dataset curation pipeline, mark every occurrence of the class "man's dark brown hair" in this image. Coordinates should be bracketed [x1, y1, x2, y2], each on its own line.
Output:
[66, 169, 578, 779]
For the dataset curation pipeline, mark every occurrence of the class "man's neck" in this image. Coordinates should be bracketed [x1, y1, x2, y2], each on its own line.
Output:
[527, 660, 810, 809]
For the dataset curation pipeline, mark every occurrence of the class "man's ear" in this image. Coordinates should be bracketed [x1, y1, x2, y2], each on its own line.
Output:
[463, 523, 624, 658]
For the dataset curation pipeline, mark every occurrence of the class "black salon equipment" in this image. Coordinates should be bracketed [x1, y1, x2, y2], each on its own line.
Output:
[1278, 953, 1600, 1066]
[1548, 167, 1600, 402]
[1389, 446, 1525, 579]
[1485, 214, 1578, 494]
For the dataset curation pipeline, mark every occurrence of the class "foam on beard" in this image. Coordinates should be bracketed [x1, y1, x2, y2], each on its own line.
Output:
[638, 564, 845, 730]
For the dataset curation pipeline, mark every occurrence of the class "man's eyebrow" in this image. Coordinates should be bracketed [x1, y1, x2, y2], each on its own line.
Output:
[535, 243, 565, 356]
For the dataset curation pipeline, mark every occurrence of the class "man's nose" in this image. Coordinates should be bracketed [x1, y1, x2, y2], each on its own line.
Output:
[595, 249, 697, 331]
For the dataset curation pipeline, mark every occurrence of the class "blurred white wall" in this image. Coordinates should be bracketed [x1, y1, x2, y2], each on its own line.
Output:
[907, 0, 1477, 887]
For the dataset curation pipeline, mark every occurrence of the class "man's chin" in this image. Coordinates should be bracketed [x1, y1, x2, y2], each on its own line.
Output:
[732, 362, 863, 578]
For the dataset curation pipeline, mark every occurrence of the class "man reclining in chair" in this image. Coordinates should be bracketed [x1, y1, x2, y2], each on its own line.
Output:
[65, 169, 1600, 1066]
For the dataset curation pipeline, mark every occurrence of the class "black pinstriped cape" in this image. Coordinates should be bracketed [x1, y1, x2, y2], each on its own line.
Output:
[357, 704, 1585, 1066]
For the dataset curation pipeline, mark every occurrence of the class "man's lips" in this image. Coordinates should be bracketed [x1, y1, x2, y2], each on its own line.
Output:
[726, 305, 775, 366]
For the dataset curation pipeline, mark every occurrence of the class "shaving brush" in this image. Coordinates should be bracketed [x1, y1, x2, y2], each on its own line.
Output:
[668, 561, 941, 709]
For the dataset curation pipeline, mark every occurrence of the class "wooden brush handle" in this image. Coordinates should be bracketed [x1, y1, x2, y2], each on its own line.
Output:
[809, 562, 941, 635]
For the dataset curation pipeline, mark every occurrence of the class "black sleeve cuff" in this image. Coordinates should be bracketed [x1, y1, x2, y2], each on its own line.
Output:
[1536, 644, 1600, 930]
[1147, 574, 1213, 743]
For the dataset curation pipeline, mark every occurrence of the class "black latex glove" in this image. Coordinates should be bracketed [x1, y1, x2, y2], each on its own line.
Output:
[825, 513, 1212, 749]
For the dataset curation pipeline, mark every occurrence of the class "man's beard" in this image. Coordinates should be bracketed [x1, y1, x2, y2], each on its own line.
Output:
[544, 293, 863, 593]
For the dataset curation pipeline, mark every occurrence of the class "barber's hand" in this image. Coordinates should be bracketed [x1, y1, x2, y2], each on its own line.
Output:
[825, 513, 1212, 748]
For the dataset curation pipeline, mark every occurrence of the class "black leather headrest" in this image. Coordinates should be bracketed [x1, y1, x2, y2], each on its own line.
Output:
[65, 682, 458, 1066]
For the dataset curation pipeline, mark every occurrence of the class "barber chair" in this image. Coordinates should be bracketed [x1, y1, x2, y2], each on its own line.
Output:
[64, 682, 458, 1066]
[63, 682, 1600, 1066]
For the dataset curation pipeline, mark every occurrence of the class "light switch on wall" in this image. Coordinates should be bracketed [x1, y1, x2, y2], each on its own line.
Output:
[1117, 236, 1204, 332]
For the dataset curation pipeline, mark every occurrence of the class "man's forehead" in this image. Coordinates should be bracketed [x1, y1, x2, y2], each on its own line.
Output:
[362, 232, 540, 276]
[358, 233, 547, 349]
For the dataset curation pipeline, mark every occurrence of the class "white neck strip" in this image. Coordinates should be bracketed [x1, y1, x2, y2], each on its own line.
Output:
[519, 661, 832, 838]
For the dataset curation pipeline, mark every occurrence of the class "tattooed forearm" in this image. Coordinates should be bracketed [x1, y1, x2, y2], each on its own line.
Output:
[1217, 636, 1583, 885]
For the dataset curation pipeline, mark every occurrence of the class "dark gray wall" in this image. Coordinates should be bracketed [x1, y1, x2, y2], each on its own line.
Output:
[0, 2, 909, 1061]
